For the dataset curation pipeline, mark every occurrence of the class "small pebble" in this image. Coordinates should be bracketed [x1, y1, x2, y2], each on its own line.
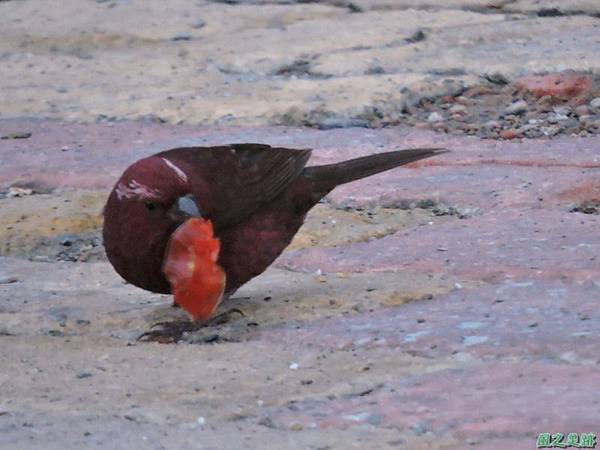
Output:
[589, 97, 600, 109]
[289, 362, 299, 370]
[518, 124, 537, 136]
[411, 423, 428, 435]
[504, 100, 527, 115]
[500, 129, 518, 140]
[258, 417, 275, 428]
[485, 72, 509, 85]
[1, 132, 31, 140]
[548, 112, 568, 123]
[171, 33, 192, 41]
[196, 416, 206, 425]
[552, 105, 571, 115]
[540, 126, 559, 136]
[427, 111, 443, 122]
[0, 275, 18, 284]
[7, 187, 33, 198]
[449, 104, 466, 114]
[431, 122, 448, 131]
[483, 120, 501, 130]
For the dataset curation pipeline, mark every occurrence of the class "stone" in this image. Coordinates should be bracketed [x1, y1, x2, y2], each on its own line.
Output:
[503, 100, 528, 115]
[0, 274, 19, 284]
[427, 111, 444, 122]
[540, 126, 560, 136]
[499, 129, 518, 140]
[170, 33, 192, 41]
[547, 112, 569, 123]
[483, 120, 501, 129]
[505, 0, 600, 17]
[1, 132, 31, 140]
[6, 187, 33, 198]
[513, 73, 593, 99]
[449, 104, 467, 114]
[574, 105, 590, 116]
[552, 106, 571, 116]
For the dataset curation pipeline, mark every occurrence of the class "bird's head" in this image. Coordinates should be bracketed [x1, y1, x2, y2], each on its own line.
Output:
[103, 155, 226, 321]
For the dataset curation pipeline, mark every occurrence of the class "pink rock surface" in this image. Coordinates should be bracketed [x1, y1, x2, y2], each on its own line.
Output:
[277, 208, 600, 282]
[265, 280, 600, 360]
[258, 280, 600, 444]
[1, 119, 598, 203]
[262, 362, 599, 448]
[513, 73, 594, 99]
[2, 119, 599, 448]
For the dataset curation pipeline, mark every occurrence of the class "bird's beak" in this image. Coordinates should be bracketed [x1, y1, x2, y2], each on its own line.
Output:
[168, 194, 202, 222]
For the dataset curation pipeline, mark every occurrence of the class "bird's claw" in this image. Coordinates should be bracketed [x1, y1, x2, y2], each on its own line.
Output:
[207, 308, 244, 326]
[149, 321, 172, 330]
[137, 308, 245, 343]
[137, 320, 203, 343]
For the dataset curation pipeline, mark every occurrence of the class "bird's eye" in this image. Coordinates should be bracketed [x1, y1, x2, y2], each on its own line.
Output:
[144, 201, 156, 211]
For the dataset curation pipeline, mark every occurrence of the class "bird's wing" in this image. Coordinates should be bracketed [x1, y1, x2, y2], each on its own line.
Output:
[157, 143, 312, 230]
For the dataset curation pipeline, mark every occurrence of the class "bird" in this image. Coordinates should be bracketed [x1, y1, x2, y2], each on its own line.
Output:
[103, 144, 447, 335]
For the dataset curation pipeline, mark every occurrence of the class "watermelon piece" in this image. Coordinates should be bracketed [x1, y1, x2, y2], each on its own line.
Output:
[163, 218, 226, 321]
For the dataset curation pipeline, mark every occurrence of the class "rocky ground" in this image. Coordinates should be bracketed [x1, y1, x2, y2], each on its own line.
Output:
[1, 1, 600, 450]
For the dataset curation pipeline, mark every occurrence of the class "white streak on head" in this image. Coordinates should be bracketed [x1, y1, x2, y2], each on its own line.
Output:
[115, 179, 160, 201]
[161, 158, 188, 183]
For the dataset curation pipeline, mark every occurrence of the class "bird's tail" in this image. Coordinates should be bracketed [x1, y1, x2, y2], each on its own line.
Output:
[303, 148, 448, 195]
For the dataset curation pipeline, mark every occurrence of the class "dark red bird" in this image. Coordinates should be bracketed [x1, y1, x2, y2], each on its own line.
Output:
[103, 144, 446, 321]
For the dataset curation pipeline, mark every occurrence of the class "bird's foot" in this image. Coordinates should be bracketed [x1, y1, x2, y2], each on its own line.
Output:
[137, 308, 245, 343]
[137, 320, 199, 344]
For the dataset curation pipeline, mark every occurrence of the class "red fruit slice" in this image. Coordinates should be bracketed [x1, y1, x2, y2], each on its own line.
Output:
[162, 218, 226, 321]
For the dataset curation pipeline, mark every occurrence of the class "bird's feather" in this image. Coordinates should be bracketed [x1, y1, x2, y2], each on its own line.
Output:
[157, 144, 311, 230]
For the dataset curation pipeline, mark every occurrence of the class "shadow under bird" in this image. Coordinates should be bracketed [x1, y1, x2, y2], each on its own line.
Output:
[103, 144, 447, 325]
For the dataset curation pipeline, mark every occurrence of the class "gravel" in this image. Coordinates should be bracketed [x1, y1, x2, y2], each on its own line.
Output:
[396, 76, 600, 140]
